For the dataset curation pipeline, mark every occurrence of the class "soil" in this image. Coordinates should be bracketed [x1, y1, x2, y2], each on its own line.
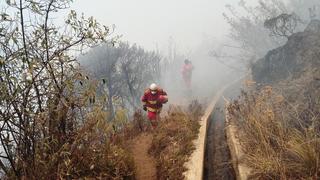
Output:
[131, 133, 157, 180]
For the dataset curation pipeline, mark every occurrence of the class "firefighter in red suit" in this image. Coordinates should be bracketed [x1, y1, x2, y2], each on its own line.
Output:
[181, 59, 194, 89]
[141, 83, 168, 128]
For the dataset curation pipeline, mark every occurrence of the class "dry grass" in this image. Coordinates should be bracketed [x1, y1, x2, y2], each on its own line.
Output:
[14, 102, 204, 180]
[3, 106, 148, 179]
[27, 107, 136, 179]
[228, 86, 320, 179]
[149, 101, 203, 180]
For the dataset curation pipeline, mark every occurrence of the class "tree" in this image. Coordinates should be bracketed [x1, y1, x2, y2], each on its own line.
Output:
[0, 0, 109, 178]
[79, 42, 161, 118]
[80, 43, 123, 120]
[118, 43, 161, 108]
[223, 0, 289, 59]
[264, 13, 301, 38]
[223, 0, 320, 61]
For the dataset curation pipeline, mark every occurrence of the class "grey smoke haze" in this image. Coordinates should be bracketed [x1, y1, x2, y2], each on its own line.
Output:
[74, 0, 320, 104]
[70, 0, 239, 51]
[70, 0, 250, 104]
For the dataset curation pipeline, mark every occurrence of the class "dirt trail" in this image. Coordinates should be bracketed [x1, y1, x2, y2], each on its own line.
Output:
[132, 133, 156, 180]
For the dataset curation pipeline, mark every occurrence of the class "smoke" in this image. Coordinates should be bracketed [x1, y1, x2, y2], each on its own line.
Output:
[159, 36, 245, 106]
[71, 0, 320, 106]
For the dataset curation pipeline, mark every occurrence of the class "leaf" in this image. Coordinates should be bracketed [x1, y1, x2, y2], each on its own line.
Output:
[12, 37, 18, 44]
[41, 39, 46, 48]
[30, 3, 42, 15]
[0, 13, 11, 21]
[0, 58, 4, 67]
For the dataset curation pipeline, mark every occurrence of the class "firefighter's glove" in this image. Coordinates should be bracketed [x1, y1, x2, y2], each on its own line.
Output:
[143, 106, 147, 111]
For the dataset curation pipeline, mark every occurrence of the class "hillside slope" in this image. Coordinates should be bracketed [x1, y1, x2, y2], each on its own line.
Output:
[252, 20, 320, 84]
[252, 20, 320, 108]
[228, 20, 320, 179]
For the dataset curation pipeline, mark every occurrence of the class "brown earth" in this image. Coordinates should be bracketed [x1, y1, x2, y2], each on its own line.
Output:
[131, 133, 157, 180]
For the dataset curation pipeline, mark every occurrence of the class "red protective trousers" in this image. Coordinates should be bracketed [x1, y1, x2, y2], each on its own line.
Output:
[147, 111, 159, 121]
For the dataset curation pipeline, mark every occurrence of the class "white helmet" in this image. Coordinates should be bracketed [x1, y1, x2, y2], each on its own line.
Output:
[149, 83, 157, 91]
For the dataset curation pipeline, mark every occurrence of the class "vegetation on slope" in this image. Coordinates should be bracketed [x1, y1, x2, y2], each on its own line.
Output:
[228, 86, 319, 179]
[228, 21, 320, 179]
[149, 101, 203, 180]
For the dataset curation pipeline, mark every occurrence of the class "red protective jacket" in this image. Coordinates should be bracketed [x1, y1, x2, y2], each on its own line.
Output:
[141, 88, 167, 112]
[181, 64, 194, 88]
[181, 64, 194, 80]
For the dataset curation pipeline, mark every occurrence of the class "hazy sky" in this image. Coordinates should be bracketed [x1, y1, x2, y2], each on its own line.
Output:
[70, 0, 239, 51]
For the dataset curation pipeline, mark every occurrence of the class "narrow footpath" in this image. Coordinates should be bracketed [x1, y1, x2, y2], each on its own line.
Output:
[132, 133, 157, 180]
